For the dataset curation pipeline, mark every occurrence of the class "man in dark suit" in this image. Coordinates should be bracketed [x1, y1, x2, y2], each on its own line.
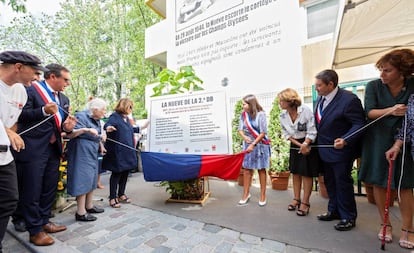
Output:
[314, 69, 365, 231]
[13, 63, 76, 246]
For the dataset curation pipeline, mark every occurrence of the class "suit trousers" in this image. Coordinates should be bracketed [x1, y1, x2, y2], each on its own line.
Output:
[0, 161, 18, 251]
[18, 144, 60, 236]
[323, 160, 357, 220]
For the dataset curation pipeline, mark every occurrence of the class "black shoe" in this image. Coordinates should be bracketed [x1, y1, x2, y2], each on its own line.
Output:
[75, 213, 97, 222]
[86, 206, 104, 213]
[317, 211, 341, 221]
[334, 219, 356, 231]
[13, 219, 26, 232]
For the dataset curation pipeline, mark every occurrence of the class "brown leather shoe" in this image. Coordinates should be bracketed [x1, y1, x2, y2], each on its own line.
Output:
[42, 222, 67, 233]
[29, 232, 54, 246]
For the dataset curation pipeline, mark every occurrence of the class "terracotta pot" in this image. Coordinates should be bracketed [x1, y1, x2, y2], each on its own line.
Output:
[269, 171, 290, 190]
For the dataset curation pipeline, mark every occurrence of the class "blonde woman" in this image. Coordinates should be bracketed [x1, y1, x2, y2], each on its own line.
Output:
[278, 88, 320, 216]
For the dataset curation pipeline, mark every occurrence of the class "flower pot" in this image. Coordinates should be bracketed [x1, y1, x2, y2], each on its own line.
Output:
[269, 171, 290, 190]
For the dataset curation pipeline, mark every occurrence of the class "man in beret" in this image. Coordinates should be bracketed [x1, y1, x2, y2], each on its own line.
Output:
[0, 50, 47, 252]
[13, 63, 76, 246]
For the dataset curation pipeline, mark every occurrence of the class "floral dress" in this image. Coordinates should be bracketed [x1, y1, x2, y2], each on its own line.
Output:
[238, 111, 270, 169]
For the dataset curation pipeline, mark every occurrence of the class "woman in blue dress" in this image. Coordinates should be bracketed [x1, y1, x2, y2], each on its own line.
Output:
[238, 94, 270, 206]
[66, 98, 107, 222]
[103, 98, 140, 208]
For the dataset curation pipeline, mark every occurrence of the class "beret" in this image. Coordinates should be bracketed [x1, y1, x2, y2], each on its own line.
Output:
[0, 50, 48, 72]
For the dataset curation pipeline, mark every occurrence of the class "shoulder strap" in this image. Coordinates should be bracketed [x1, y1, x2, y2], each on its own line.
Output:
[242, 111, 270, 144]
[32, 81, 63, 131]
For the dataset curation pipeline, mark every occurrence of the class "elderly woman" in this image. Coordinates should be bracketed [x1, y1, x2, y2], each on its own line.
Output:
[66, 98, 107, 222]
[103, 98, 140, 208]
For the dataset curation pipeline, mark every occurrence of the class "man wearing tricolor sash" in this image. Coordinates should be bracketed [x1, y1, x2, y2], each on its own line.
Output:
[13, 63, 76, 246]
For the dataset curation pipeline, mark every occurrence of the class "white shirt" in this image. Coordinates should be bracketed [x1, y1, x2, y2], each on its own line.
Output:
[0, 80, 27, 165]
[280, 105, 317, 142]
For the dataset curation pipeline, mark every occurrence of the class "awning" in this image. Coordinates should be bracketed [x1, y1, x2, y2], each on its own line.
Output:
[332, 0, 414, 69]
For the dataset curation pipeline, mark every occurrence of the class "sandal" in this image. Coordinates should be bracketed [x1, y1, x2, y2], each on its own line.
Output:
[118, 195, 131, 203]
[296, 203, 310, 216]
[288, 199, 301, 211]
[399, 229, 414, 249]
[109, 198, 121, 208]
[378, 224, 392, 243]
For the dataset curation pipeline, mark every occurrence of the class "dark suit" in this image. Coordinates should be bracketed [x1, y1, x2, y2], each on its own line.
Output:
[315, 88, 365, 221]
[12, 82, 70, 236]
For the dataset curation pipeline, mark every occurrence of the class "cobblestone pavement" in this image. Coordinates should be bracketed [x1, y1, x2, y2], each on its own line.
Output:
[3, 172, 406, 253]
[4, 201, 310, 253]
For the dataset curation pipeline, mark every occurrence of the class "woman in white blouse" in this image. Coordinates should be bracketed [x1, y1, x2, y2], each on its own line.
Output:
[278, 88, 320, 216]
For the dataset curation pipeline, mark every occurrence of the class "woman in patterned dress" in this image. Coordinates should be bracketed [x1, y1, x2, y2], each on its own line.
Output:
[238, 94, 270, 206]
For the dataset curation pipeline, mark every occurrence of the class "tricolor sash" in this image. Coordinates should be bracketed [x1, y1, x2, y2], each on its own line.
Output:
[32, 81, 63, 131]
[242, 111, 270, 145]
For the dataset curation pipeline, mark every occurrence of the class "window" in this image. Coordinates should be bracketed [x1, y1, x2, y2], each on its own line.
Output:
[306, 0, 339, 39]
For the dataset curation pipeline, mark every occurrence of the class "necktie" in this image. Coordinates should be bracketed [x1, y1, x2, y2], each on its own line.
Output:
[316, 97, 325, 124]
[53, 91, 60, 105]
[50, 91, 58, 144]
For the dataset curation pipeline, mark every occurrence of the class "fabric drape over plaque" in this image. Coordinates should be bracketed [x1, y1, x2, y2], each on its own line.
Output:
[141, 151, 245, 181]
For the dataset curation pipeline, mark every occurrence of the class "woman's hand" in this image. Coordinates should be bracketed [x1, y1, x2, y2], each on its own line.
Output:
[385, 143, 401, 161]
[391, 104, 407, 116]
[106, 126, 117, 132]
[299, 143, 310, 155]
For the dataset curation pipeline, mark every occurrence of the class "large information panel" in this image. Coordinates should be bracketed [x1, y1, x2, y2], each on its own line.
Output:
[148, 90, 231, 154]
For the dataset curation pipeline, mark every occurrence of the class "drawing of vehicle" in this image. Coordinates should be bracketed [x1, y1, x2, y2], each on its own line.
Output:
[177, 0, 215, 24]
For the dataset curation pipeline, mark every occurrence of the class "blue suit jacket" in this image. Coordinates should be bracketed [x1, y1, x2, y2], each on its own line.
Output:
[13, 84, 70, 162]
[315, 88, 366, 163]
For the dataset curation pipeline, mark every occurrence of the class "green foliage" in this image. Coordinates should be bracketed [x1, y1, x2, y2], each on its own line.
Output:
[268, 97, 290, 173]
[159, 179, 204, 200]
[0, 0, 26, 13]
[0, 0, 161, 114]
[152, 66, 203, 97]
[232, 100, 243, 153]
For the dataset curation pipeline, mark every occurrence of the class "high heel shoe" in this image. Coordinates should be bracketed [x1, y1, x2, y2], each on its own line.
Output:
[296, 202, 310, 216]
[238, 193, 251, 205]
[399, 229, 414, 249]
[378, 224, 392, 243]
[109, 198, 121, 208]
[288, 199, 301, 211]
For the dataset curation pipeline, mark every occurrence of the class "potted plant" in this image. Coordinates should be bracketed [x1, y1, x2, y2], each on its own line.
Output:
[231, 99, 244, 186]
[153, 66, 206, 201]
[267, 97, 290, 190]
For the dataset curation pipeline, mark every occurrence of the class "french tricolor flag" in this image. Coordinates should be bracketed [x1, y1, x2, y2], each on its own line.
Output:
[141, 151, 245, 181]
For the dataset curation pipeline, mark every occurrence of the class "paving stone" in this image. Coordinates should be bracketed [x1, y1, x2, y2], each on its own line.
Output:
[123, 237, 145, 249]
[128, 227, 150, 237]
[261, 238, 286, 252]
[240, 233, 262, 245]
[145, 235, 168, 248]
[77, 242, 99, 253]
[151, 245, 173, 253]
[203, 224, 222, 233]
[172, 223, 186, 231]
[214, 241, 232, 253]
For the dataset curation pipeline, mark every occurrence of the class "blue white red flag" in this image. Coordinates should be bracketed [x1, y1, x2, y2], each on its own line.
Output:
[141, 151, 245, 181]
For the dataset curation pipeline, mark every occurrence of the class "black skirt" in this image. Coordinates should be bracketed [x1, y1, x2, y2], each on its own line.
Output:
[289, 138, 320, 177]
